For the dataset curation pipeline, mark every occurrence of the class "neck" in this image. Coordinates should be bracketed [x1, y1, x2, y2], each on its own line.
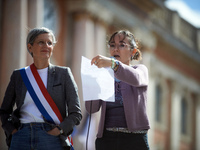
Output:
[33, 59, 50, 69]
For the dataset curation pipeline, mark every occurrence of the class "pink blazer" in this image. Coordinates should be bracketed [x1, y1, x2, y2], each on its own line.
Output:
[85, 62, 150, 138]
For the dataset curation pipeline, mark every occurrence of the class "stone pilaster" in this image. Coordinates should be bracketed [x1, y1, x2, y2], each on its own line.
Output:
[0, 0, 27, 104]
[27, 0, 44, 65]
[0, 1, 27, 149]
[196, 95, 200, 150]
[170, 84, 181, 150]
[172, 11, 180, 38]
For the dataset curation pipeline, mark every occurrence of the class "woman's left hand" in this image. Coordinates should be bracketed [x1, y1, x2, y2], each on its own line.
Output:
[91, 55, 112, 68]
[47, 127, 60, 136]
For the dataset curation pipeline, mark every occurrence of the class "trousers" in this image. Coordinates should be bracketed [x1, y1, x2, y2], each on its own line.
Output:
[9, 123, 64, 150]
[96, 130, 150, 150]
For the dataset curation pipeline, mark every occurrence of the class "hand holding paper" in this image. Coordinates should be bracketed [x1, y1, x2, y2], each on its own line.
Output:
[81, 56, 115, 102]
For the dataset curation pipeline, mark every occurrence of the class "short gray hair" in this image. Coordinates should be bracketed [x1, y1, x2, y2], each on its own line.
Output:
[26, 27, 56, 55]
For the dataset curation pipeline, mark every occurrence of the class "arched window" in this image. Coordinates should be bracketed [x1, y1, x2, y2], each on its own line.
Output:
[155, 84, 162, 122]
[181, 97, 188, 135]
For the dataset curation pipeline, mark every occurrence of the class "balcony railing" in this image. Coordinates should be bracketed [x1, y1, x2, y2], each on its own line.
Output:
[150, 7, 200, 53]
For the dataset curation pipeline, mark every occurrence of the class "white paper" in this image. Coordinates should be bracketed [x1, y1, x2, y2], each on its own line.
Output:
[81, 56, 115, 102]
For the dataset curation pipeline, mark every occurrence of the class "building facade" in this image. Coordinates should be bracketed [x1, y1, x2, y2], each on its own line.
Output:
[0, 0, 200, 150]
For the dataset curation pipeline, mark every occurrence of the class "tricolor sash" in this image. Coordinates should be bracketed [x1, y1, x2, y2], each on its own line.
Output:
[20, 63, 62, 124]
[20, 63, 74, 149]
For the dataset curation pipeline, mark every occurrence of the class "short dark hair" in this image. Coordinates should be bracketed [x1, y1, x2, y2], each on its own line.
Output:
[108, 30, 142, 61]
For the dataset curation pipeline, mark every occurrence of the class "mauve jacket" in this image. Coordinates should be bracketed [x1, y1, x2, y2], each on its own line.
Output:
[85, 61, 150, 138]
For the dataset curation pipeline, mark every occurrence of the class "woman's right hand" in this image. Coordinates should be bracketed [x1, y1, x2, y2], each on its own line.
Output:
[91, 55, 112, 68]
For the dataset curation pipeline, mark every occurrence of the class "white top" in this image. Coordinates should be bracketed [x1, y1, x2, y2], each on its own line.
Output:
[20, 67, 48, 123]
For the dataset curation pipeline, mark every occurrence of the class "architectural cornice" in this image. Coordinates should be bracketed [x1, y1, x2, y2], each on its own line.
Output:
[66, 0, 114, 25]
[150, 54, 200, 93]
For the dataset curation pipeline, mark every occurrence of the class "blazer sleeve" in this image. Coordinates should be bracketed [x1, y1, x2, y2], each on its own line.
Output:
[0, 71, 20, 141]
[59, 68, 82, 136]
[85, 100, 102, 114]
[115, 62, 149, 87]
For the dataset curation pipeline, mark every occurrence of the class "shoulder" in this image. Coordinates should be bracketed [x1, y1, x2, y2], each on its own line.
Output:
[133, 64, 148, 71]
[132, 64, 148, 76]
[55, 66, 70, 72]
[49, 64, 71, 72]
[49, 64, 73, 78]
[8, 67, 27, 82]
[12, 67, 27, 75]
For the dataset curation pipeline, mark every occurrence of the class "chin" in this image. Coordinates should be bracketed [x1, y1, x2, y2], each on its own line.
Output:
[115, 57, 120, 61]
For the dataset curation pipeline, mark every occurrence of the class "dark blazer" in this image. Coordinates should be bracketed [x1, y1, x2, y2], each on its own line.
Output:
[0, 63, 82, 146]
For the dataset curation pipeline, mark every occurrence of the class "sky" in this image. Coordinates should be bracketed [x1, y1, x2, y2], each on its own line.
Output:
[165, 0, 200, 28]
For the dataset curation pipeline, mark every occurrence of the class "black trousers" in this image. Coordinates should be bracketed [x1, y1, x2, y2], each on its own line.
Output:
[95, 130, 150, 150]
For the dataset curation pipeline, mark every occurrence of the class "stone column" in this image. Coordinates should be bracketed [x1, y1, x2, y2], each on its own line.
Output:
[70, 12, 108, 150]
[28, 0, 43, 28]
[147, 71, 156, 149]
[0, 1, 27, 106]
[165, 79, 172, 150]
[0, 0, 27, 149]
[71, 13, 95, 95]
[70, 13, 95, 150]
[170, 85, 181, 150]
[94, 21, 107, 56]
[88, 20, 107, 150]
[142, 52, 156, 148]
[196, 95, 200, 150]
[137, 32, 157, 148]
[27, 0, 44, 65]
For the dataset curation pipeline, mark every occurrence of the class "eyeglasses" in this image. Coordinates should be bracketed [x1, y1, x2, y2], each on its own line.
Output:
[35, 40, 55, 47]
[108, 43, 132, 51]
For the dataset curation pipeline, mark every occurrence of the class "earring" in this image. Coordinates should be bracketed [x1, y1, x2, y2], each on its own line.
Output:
[132, 48, 137, 54]
[131, 49, 138, 60]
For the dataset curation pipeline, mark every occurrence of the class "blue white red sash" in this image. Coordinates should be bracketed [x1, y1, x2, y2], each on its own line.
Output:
[20, 63, 63, 125]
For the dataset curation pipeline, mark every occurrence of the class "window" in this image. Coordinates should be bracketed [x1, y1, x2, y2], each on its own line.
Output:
[155, 84, 162, 122]
[43, 0, 58, 34]
[181, 98, 188, 135]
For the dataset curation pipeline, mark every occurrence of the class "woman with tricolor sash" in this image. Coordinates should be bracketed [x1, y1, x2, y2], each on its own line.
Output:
[0, 27, 82, 150]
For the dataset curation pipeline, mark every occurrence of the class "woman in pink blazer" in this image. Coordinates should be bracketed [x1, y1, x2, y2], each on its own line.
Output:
[85, 30, 150, 150]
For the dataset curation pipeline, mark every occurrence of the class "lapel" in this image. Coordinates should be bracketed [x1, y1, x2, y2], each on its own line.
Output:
[21, 78, 27, 104]
[47, 63, 55, 93]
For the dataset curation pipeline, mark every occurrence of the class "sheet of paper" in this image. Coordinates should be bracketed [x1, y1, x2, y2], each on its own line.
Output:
[81, 56, 115, 102]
